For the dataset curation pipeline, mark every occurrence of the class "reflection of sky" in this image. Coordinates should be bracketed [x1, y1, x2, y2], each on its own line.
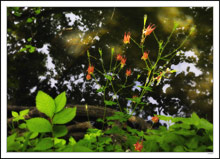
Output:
[37, 44, 58, 88]
[171, 61, 202, 77]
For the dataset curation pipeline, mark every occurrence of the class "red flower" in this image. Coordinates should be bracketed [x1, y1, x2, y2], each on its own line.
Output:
[123, 32, 131, 44]
[156, 72, 162, 80]
[126, 69, 132, 77]
[151, 115, 159, 123]
[87, 65, 94, 75]
[144, 23, 156, 36]
[86, 74, 91, 80]
[120, 58, 126, 68]
[141, 52, 149, 61]
[134, 140, 143, 152]
[116, 54, 123, 61]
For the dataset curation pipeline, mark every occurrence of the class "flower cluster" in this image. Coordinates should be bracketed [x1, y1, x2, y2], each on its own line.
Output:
[151, 115, 159, 123]
[86, 65, 94, 80]
[134, 140, 143, 152]
[123, 32, 131, 44]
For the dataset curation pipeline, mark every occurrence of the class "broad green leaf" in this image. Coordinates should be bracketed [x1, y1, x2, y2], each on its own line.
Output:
[19, 109, 29, 117]
[12, 111, 19, 117]
[69, 136, 76, 146]
[54, 138, 66, 147]
[96, 86, 104, 93]
[36, 90, 55, 118]
[54, 91, 66, 113]
[143, 140, 159, 152]
[72, 144, 93, 152]
[7, 133, 20, 151]
[104, 100, 117, 106]
[173, 145, 185, 152]
[26, 18, 33, 23]
[18, 123, 27, 129]
[29, 132, 39, 139]
[52, 107, 76, 124]
[53, 125, 68, 138]
[186, 137, 199, 149]
[157, 115, 173, 121]
[14, 12, 21, 17]
[34, 137, 53, 151]
[26, 117, 52, 133]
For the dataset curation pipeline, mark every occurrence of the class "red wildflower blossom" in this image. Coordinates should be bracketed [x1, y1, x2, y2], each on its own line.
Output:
[116, 54, 123, 61]
[151, 115, 159, 123]
[141, 52, 149, 61]
[123, 32, 131, 44]
[86, 74, 91, 80]
[144, 23, 156, 36]
[134, 140, 143, 152]
[126, 69, 132, 77]
[156, 72, 162, 80]
[120, 58, 126, 68]
[87, 65, 94, 75]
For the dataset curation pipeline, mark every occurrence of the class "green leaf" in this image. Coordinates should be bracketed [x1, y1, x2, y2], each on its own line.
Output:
[26, 18, 33, 23]
[54, 91, 66, 113]
[96, 86, 104, 93]
[18, 123, 27, 129]
[104, 100, 117, 106]
[19, 109, 29, 117]
[14, 12, 21, 17]
[157, 115, 173, 121]
[27, 37, 32, 42]
[29, 46, 36, 53]
[36, 90, 55, 118]
[26, 117, 52, 133]
[137, 86, 152, 91]
[173, 145, 185, 152]
[35, 8, 41, 15]
[52, 107, 76, 124]
[69, 136, 76, 146]
[29, 132, 39, 139]
[53, 125, 68, 138]
[12, 111, 19, 117]
[104, 74, 112, 81]
[19, 47, 26, 52]
[54, 138, 66, 147]
[34, 137, 53, 151]
[72, 144, 93, 152]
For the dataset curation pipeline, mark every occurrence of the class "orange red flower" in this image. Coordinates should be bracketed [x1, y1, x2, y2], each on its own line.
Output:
[116, 54, 123, 61]
[86, 74, 91, 80]
[141, 52, 149, 61]
[87, 65, 94, 75]
[151, 115, 159, 123]
[120, 57, 126, 68]
[126, 69, 132, 77]
[144, 23, 156, 36]
[134, 140, 143, 152]
[123, 32, 131, 44]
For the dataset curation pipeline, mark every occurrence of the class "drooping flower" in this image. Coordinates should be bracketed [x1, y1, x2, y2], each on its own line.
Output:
[126, 69, 132, 77]
[151, 115, 159, 123]
[134, 140, 143, 152]
[123, 32, 131, 44]
[120, 57, 126, 68]
[116, 54, 123, 61]
[86, 74, 91, 80]
[156, 72, 162, 81]
[87, 65, 94, 75]
[141, 52, 149, 61]
[144, 23, 156, 36]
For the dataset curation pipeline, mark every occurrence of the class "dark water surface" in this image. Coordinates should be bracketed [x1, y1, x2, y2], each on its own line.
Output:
[7, 7, 213, 122]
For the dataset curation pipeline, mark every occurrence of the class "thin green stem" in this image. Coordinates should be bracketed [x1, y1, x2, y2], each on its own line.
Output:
[130, 37, 142, 48]
[109, 80, 122, 112]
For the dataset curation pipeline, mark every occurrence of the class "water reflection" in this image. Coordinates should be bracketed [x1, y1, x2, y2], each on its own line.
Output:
[7, 7, 213, 122]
